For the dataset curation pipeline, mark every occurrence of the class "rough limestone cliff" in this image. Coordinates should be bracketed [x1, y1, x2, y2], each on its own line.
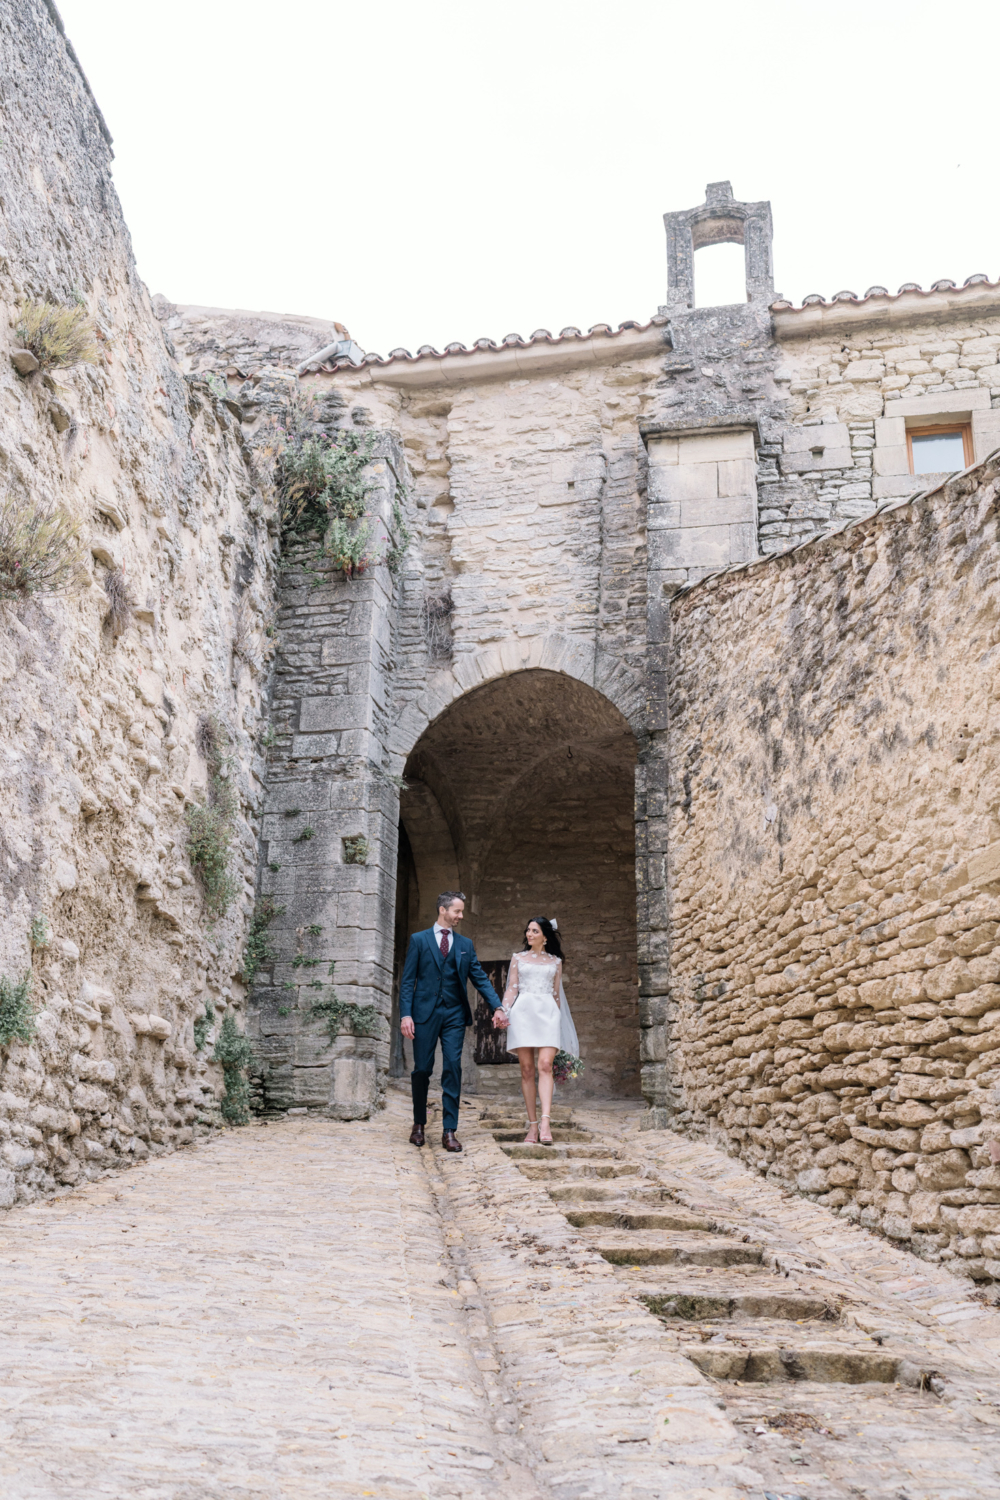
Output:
[0, 2, 277, 1205]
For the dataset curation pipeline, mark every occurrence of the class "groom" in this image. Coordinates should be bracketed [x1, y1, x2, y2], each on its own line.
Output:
[399, 890, 507, 1152]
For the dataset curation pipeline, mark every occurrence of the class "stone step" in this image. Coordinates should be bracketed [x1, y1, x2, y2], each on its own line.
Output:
[514, 1160, 640, 1181]
[478, 1109, 575, 1125]
[680, 1341, 905, 1384]
[585, 1230, 763, 1267]
[546, 1183, 677, 1203]
[640, 1289, 835, 1321]
[491, 1129, 594, 1144]
[564, 1207, 714, 1232]
[500, 1143, 617, 1160]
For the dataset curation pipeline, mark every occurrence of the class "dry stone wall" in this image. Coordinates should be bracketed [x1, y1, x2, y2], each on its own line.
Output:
[661, 451, 1000, 1277]
[0, 1, 274, 1207]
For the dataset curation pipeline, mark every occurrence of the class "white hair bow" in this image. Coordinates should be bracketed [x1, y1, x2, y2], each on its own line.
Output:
[549, 917, 558, 930]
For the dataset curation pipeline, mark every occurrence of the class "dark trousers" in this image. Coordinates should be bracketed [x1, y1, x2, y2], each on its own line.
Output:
[411, 1003, 467, 1133]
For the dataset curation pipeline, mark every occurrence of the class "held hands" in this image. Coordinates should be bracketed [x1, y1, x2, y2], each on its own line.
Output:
[492, 1008, 510, 1030]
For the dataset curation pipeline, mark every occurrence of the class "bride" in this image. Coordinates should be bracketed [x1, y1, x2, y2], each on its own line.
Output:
[494, 917, 579, 1145]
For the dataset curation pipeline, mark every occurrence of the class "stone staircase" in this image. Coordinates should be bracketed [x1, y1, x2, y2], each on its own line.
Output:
[469, 1103, 1000, 1493]
[480, 1103, 936, 1389]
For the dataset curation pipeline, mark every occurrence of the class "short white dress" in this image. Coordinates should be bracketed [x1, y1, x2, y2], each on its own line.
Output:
[503, 952, 579, 1055]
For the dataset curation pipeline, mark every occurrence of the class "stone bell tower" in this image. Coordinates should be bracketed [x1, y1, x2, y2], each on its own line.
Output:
[662, 179, 774, 312]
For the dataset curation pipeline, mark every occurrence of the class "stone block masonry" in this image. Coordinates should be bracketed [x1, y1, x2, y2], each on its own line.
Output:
[661, 450, 1000, 1278]
[248, 435, 409, 1118]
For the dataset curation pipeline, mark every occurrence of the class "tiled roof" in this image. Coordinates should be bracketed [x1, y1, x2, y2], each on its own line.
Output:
[770, 274, 995, 313]
[316, 317, 668, 372]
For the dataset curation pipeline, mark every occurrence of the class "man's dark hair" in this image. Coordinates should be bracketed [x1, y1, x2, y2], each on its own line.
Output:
[437, 890, 465, 913]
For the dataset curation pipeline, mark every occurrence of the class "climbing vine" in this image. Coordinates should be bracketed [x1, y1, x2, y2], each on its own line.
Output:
[242, 897, 285, 986]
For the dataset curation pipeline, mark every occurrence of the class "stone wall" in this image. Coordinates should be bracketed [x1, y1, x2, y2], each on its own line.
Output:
[770, 287, 1000, 546]
[245, 430, 408, 1118]
[661, 451, 1000, 1276]
[0, 2, 273, 1206]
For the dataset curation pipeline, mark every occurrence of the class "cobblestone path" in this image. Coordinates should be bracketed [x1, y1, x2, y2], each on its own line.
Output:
[3, 1093, 1000, 1499]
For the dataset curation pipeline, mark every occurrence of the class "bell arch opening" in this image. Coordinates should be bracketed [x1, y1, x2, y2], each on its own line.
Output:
[392, 668, 640, 1097]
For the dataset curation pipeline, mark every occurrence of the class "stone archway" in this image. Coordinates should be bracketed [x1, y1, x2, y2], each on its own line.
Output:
[395, 667, 641, 1097]
[388, 630, 646, 773]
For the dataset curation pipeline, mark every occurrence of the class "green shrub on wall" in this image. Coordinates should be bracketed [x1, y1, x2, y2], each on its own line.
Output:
[213, 1016, 254, 1125]
[15, 299, 99, 369]
[0, 492, 81, 605]
[0, 972, 34, 1048]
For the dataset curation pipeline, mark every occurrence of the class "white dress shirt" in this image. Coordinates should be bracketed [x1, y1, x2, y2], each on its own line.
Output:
[433, 922, 455, 956]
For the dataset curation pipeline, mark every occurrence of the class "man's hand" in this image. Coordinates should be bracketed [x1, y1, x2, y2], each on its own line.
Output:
[401, 1017, 415, 1040]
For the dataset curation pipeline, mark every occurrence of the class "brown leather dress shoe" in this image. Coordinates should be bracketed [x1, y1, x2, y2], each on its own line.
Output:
[409, 1123, 425, 1147]
[441, 1130, 463, 1152]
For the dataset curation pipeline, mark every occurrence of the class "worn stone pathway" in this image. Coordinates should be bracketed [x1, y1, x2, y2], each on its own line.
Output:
[3, 1093, 1000, 1498]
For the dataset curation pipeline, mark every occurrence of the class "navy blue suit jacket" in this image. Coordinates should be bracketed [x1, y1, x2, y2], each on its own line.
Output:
[399, 929, 502, 1027]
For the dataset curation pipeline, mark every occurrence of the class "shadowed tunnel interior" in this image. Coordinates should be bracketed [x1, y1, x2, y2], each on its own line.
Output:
[392, 669, 640, 1096]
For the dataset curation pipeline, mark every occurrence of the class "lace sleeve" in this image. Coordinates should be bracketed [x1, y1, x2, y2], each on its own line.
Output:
[502, 954, 519, 1006]
[553, 957, 562, 1007]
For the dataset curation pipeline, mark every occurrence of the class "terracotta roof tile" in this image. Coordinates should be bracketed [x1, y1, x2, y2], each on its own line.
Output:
[770, 274, 996, 312]
[317, 317, 668, 372]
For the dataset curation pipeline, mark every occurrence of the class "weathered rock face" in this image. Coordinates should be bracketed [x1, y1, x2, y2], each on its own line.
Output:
[660, 453, 1000, 1276]
[0, 2, 275, 1204]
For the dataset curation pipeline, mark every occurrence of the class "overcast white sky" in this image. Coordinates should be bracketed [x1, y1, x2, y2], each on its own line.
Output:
[57, 0, 999, 358]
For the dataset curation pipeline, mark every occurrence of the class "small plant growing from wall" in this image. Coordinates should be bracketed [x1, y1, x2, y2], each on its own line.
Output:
[322, 514, 379, 579]
[213, 1015, 254, 1125]
[193, 1001, 215, 1052]
[0, 492, 81, 605]
[242, 898, 285, 986]
[0, 972, 34, 1048]
[269, 398, 387, 578]
[29, 914, 50, 949]
[184, 714, 240, 920]
[342, 835, 369, 865]
[293, 825, 315, 844]
[103, 566, 135, 638]
[277, 417, 376, 533]
[14, 299, 99, 370]
[385, 494, 412, 577]
[310, 962, 380, 1043]
[423, 590, 454, 663]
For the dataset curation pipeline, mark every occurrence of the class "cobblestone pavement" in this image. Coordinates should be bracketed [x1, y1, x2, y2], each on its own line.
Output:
[4, 1092, 1000, 1499]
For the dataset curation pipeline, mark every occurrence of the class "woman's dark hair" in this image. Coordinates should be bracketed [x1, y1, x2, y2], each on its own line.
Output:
[522, 917, 565, 963]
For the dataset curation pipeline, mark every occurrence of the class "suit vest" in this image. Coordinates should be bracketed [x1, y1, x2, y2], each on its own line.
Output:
[436, 940, 467, 1009]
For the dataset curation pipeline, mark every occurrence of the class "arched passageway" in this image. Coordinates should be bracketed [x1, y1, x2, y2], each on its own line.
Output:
[393, 669, 640, 1096]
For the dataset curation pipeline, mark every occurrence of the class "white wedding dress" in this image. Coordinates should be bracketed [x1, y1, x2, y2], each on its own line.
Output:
[502, 952, 580, 1055]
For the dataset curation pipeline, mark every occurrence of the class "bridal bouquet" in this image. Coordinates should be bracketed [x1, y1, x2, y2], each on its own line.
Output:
[553, 1050, 584, 1084]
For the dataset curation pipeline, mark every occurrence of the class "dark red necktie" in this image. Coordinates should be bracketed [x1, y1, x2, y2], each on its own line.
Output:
[439, 929, 450, 958]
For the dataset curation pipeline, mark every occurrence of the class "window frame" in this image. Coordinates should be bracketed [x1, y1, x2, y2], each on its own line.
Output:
[906, 422, 973, 476]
